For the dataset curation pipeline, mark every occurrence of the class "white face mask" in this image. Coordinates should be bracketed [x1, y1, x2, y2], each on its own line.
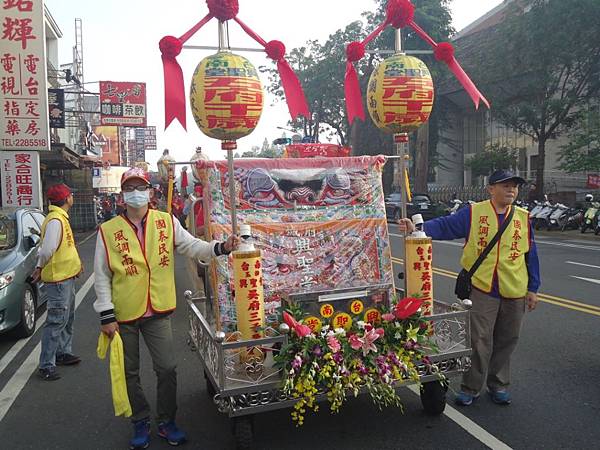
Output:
[123, 190, 150, 208]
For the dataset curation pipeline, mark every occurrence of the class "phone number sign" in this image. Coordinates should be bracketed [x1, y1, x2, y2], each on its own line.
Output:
[0, 0, 50, 151]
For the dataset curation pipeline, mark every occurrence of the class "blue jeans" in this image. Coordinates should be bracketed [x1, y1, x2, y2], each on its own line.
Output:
[39, 278, 76, 370]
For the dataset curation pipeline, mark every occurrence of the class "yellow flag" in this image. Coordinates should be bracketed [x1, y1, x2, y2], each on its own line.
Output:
[97, 332, 132, 417]
[404, 168, 412, 202]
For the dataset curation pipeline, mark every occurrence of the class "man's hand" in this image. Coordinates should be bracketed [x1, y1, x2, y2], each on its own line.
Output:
[526, 291, 539, 311]
[30, 267, 41, 283]
[224, 235, 240, 253]
[101, 322, 119, 339]
[397, 218, 415, 234]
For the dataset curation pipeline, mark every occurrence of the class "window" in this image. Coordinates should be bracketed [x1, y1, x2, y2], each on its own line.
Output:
[31, 212, 45, 228]
[21, 213, 41, 238]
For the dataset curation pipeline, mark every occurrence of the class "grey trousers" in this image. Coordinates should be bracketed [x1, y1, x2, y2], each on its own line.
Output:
[120, 315, 177, 423]
[462, 288, 526, 394]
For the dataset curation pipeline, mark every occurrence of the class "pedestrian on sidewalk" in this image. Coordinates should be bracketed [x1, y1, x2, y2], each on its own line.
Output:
[398, 170, 541, 407]
[33, 184, 83, 381]
[93, 167, 238, 449]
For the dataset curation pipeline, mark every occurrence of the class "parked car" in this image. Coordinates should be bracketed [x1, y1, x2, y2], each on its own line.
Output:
[385, 193, 441, 221]
[0, 208, 46, 337]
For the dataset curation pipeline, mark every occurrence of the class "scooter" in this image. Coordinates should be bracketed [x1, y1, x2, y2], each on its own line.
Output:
[534, 201, 555, 230]
[547, 203, 569, 230]
[581, 201, 600, 233]
[528, 200, 544, 221]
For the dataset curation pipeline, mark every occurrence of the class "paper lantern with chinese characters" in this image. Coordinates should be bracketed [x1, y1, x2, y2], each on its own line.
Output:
[190, 52, 263, 141]
[366, 54, 434, 134]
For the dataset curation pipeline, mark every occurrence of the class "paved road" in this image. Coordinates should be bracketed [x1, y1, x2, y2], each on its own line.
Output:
[0, 227, 598, 449]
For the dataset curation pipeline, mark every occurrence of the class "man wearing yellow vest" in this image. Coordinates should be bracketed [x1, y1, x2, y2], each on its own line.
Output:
[93, 167, 238, 449]
[399, 170, 540, 407]
[34, 184, 83, 381]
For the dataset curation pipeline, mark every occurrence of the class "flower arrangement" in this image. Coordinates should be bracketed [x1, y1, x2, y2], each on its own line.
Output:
[275, 297, 440, 426]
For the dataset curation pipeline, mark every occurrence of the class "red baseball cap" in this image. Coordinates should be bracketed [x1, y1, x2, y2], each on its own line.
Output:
[121, 167, 150, 186]
[47, 184, 72, 202]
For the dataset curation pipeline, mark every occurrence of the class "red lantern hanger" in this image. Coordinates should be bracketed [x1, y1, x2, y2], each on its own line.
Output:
[159, 0, 310, 130]
[345, 0, 490, 124]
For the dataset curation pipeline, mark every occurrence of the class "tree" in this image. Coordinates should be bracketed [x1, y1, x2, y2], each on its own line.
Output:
[474, 0, 600, 197]
[465, 143, 519, 179]
[558, 112, 600, 172]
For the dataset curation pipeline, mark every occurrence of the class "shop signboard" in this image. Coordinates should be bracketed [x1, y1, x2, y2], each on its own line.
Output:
[587, 174, 600, 190]
[99, 81, 146, 127]
[1, 151, 42, 208]
[48, 88, 65, 128]
[0, 0, 50, 151]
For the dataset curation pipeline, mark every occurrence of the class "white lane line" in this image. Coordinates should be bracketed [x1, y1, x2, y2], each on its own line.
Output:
[0, 310, 47, 376]
[566, 261, 600, 270]
[0, 274, 95, 423]
[407, 385, 513, 450]
[535, 240, 599, 251]
[571, 276, 600, 285]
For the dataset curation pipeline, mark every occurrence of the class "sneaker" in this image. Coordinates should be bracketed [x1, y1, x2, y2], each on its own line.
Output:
[38, 367, 61, 381]
[454, 390, 480, 406]
[56, 354, 81, 366]
[158, 421, 187, 446]
[129, 419, 151, 450]
[488, 389, 512, 405]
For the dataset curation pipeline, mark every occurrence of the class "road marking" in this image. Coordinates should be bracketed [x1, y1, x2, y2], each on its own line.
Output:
[534, 240, 600, 251]
[566, 261, 600, 270]
[571, 276, 600, 286]
[407, 385, 512, 450]
[76, 231, 97, 247]
[0, 274, 95, 423]
[391, 257, 600, 316]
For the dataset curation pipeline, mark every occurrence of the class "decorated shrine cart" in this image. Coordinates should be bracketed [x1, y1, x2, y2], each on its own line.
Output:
[184, 156, 472, 449]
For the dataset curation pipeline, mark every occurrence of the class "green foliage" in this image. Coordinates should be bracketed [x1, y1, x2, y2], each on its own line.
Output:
[465, 143, 519, 178]
[558, 112, 600, 172]
[473, 0, 600, 190]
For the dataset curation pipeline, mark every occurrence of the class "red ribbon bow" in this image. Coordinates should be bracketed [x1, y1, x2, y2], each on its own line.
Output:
[160, 0, 309, 130]
[344, 0, 490, 124]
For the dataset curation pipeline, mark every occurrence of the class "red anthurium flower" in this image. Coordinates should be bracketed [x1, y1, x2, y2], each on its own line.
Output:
[283, 311, 299, 329]
[393, 297, 424, 320]
[295, 324, 312, 338]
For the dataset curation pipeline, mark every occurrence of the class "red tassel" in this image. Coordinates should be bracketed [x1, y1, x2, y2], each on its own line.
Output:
[345, 61, 365, 123]
[160, 36, 186, 130]
[346, 41, 365, 62]
[265, 40, 286, 61]
[276, 59, 310, 119]
[445, 58, 490, 109]
[434, 42, 455, 64]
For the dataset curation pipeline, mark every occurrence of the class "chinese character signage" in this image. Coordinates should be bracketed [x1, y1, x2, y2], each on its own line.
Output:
[144, 125, 156, 150]
[405, 237, 433, 315]
[1, 151, 42, 207]
[48, 88, 64, 128]
[134, 127, 145, 161]
[0, 0, 50, 151]
[99, 81, 146, 126]
[587, 174, 600, 190]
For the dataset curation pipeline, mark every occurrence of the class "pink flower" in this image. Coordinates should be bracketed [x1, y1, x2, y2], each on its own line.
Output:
[295, 324, 312, 338]
[374, 328, 385, 338]
[348, 333, 362, 351]
[327, 335, 341, 353]
[382, 313, 395, 322]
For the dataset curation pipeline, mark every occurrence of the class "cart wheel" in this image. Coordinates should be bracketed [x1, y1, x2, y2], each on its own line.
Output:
[420, 381, 448, 416]
[204, 370, 216, 398]
[231, 415, 254, 450]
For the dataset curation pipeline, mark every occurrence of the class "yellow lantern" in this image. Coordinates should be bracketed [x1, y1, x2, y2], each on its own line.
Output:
[366, 54, 434, 134]
[190, 52, 264, 141]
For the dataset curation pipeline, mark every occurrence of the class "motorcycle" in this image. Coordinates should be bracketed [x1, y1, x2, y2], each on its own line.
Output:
[561, 207, 584, 231]
[581, 201, 600, 233]
[595, 209, 600, 235]
[547, 203, 569, 230]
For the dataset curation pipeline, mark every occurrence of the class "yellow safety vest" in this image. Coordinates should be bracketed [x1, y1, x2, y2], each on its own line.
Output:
[40, 206, 82, 283]
[460, 200, 530, 299]
[99, 210, 176, 322]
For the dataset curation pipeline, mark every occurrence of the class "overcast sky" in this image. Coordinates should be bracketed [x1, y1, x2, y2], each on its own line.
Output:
[45, 0, 503, 168]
